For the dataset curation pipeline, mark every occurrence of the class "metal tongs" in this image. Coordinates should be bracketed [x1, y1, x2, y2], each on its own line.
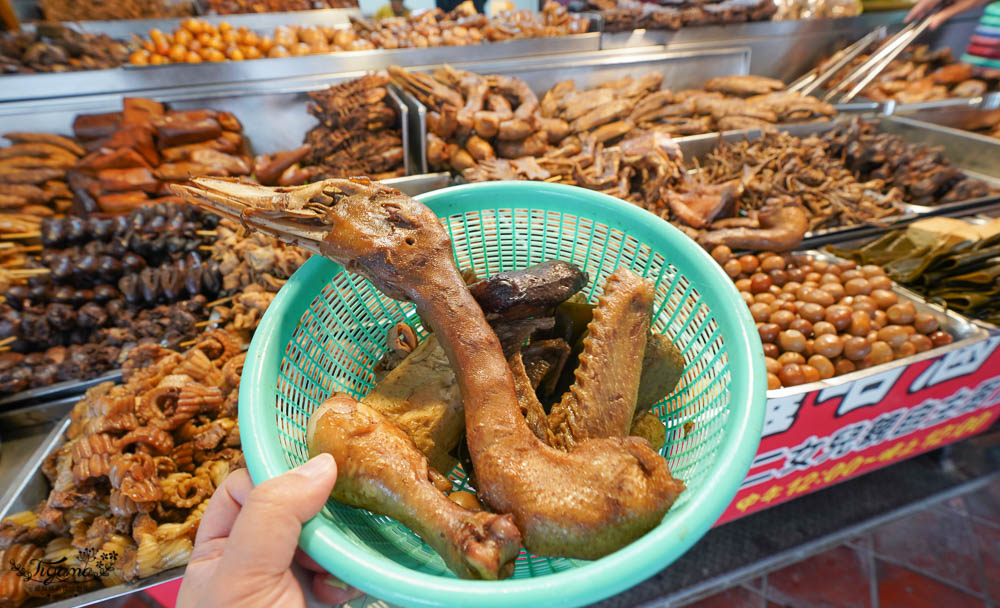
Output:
[786, 26, 887, 97]
[821, 18, 933, 103]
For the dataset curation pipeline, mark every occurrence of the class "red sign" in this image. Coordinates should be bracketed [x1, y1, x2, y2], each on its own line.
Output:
[717, 332, 1000, 524]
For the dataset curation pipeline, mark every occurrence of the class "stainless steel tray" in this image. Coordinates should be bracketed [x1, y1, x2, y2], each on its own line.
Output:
[0, 75, 417, 172]
[398, 47, 752, 174]
[0, 32, 602, 103]
[765, 248, 992, 398]
[0, 369, 122, 415]
[895, 96, 1000, 139]
[0, 416, 185, 608]
[673, 115, 1000, 248]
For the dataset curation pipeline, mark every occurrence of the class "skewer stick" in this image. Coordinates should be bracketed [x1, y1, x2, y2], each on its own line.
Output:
[0, 336, 16, 347]
[0, 346, 9, 352]
[206, 295, 234, 308]
[195, 230, 218, 237]
[179, 339, 196, 348]
[7, 268, 50, 277]
[198, 245, 213, 252]
[0, 242, 13, 249]
[195, 319, 218, 328]
[1, 231, 41, 240]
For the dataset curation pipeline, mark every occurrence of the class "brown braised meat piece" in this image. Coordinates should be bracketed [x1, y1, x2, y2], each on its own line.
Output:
[703, 75, 785, 97]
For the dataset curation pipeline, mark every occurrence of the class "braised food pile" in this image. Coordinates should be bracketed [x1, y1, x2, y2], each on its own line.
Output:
[129, 18, 377, 66]
[585, 0, 777, 32]
[822, 46, 1000, 103]
[253, 74, 404, 185]
[70, 98, 251, 215]
[38, 0, 194, 21]
[714, 248, 955, 389]
[825, 119, 997, 206]
[0, 203, 222, 395]
[0, 25, 127, 75]
[831, 217, 1000, 325]
[175, 176, 686, 579]
[130, 4, 586, 66]
[0, 132, 80, 235]
[674, 129, 901, 243]
[390, 67, 833, 176]
[203, 0, 357, 13]
[0, 332, 244, 608]
[352, 2, 588, 48]
[209, 219, 309, 335]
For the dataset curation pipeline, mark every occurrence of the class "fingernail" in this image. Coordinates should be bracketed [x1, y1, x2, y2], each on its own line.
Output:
[295, 453, 335, 477]
[321, 574, 348, 590]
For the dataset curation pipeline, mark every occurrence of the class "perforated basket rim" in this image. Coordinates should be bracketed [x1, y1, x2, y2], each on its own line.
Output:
[239, 181, 766, 608]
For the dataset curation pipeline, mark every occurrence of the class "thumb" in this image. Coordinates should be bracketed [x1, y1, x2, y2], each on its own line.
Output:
[215, 453, 338, 581]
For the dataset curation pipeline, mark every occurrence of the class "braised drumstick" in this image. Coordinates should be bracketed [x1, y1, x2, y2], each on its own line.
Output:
[171, 177, 684, 564]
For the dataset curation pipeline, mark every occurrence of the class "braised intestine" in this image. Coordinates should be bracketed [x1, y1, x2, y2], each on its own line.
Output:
[0, 330, 245, 608]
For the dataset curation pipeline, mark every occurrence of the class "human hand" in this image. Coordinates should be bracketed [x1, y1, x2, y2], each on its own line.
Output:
[176, 454, 363, 608]
[906, 0, 989, 29]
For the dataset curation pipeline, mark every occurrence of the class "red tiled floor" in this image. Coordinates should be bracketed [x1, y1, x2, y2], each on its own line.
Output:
[871, 508, 983, 594]
[972, 519, 1000, 602]
[965, 477, 1000, 527]
[682, 585, 764, 608]
[876, 560, 985, 608]
[765, 545, 871, 608]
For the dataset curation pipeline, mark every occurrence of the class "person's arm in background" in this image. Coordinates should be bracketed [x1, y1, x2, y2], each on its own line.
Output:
[906, 0, 991, 29]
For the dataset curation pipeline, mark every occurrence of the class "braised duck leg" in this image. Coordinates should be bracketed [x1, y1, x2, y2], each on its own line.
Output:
[171, 177, 684, 560]
[308, 395, 521, 579]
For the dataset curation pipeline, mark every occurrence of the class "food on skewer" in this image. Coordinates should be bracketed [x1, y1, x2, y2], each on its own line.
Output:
[0, 131, 82, 234]
[0, 203, 222, 395]
[0, 331, 245, 608]
[253, 73, 405, 185]
[173, 176, 685, 573]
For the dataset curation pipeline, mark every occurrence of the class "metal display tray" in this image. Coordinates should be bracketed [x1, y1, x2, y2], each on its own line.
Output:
[765, 249, 992, 399]
[0, 31, 601, 104]
[0, 370, 122, 423]
[672, 115, 1000, 248]
[0, 77, 416, 173]
[398, 47, 752, 174]
[894, 95, 1000, 137]
[0, 416, 185, 608]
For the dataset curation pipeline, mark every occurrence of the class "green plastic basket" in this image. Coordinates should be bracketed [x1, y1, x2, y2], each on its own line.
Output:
[240, 181, 766, 608]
